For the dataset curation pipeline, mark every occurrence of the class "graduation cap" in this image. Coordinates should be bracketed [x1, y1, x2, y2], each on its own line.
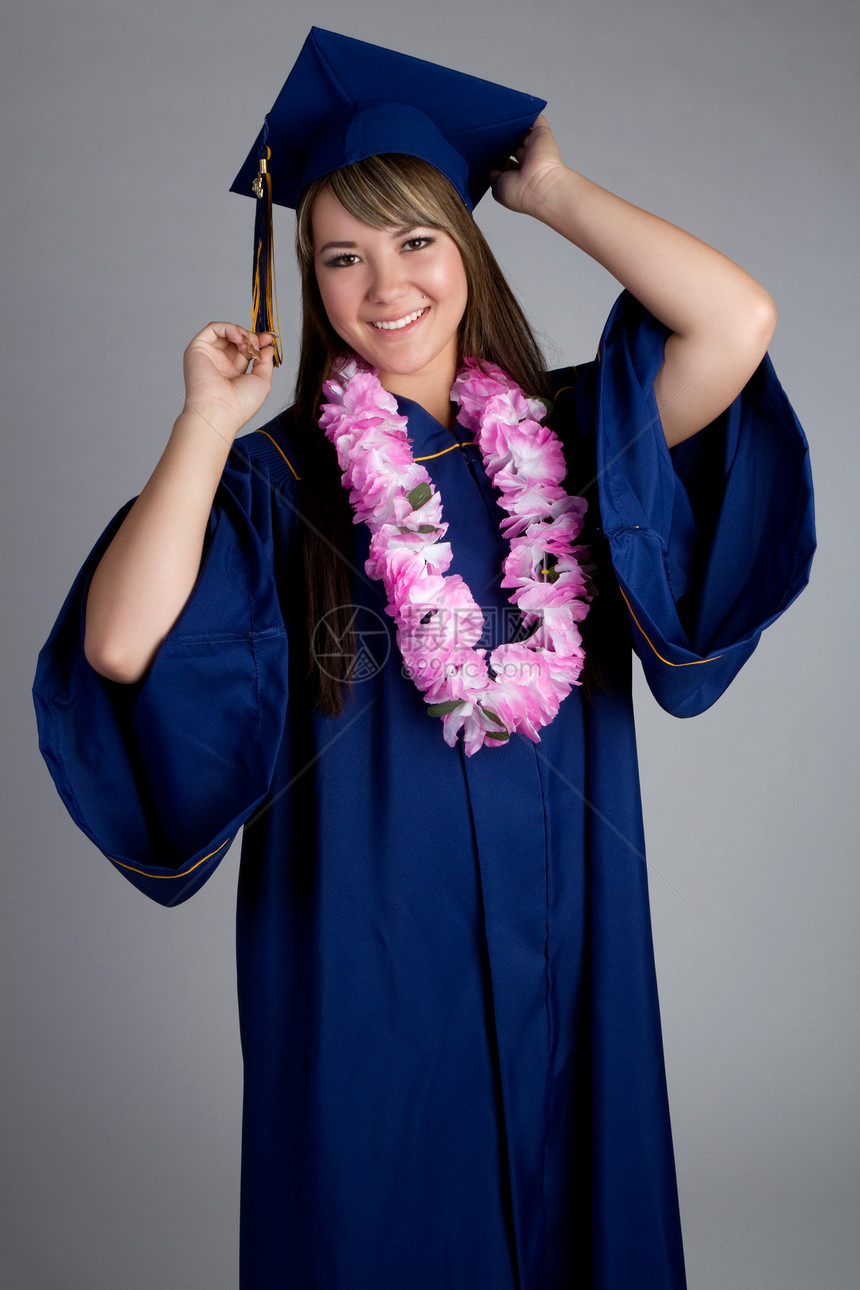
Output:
[230, 27, 546, 365]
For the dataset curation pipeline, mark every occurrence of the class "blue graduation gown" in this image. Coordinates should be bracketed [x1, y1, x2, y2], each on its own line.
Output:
[33, 294, 814, 1289]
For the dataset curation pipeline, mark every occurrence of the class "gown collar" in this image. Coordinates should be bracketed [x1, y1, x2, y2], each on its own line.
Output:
[394, 393, 465, 458]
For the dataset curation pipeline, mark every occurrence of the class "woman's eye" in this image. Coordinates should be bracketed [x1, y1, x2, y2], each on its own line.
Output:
[403, 236, 434, 251]
[324, 253, 360, 268]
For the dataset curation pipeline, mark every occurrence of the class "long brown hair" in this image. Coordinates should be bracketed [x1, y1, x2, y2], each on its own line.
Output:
[292, 154, 550, 714]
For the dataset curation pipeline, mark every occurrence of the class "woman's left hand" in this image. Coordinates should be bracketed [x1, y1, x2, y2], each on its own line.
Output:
[490, 114, 777, 447]
[490, 116, 568, 218]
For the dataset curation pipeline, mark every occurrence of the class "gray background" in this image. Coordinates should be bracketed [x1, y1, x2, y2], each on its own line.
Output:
[2, 0, 857, 1286]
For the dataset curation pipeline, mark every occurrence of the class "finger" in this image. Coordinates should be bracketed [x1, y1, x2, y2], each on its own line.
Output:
[220, 323, 262, 363]
[516, 121, 540, 150]
[244, 329, 280, 363]
[490, 156, 520, 179]
[193, 321, 238, 345]
[197, 322, 252, 346]
[251, 344, 275, 377]
[186, 323, 242, 363]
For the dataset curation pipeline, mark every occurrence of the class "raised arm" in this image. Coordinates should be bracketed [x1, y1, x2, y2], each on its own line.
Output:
[83, 324, 276, 685]
[491, 117, 776, 447]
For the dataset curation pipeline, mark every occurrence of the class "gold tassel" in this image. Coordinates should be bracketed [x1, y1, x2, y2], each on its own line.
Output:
[251, 148, 282, 366]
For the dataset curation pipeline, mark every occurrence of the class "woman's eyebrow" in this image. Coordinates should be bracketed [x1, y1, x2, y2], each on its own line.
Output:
[317, 226, 427, 254]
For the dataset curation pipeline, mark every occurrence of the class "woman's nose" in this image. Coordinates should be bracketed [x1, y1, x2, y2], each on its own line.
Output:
[367, 256, 407, 303]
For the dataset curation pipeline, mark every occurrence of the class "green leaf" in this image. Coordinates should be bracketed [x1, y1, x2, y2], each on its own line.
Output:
[427, 700, 465, 717]
[536, 396, 554, 418]
[480, 707, 506, 728]
[485, 731, 510, 742]
[397, 522, 438, 536]
[406, 482, 432, 511]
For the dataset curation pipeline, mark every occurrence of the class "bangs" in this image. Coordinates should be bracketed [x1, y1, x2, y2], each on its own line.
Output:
[296, 155, 465, 260]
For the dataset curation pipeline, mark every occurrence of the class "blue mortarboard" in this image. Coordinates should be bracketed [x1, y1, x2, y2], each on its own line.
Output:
[231, 27, 546, 212]
[230, 28, 546, 362]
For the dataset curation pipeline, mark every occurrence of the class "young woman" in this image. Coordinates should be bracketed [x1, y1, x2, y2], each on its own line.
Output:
[35, 29, 814, 1290]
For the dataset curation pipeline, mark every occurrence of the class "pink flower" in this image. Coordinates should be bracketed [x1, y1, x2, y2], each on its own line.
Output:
[511, 579, 581, 614]
[397, 578, 484, 651]
[499, 484, 570, 538]
[345, 449, 427, 526]
[450, 361, 509, 430]
[430, 646, 491, 701]
[366, 529, 451, 580]
[473, 406, 520, 474]
[457, 708, 494, 757]
[501, 535, 545, 588]
[508, 422, 566, 482]
[480, 420, 567, 491]
[489, 645, 567, 740]
[530, 623, 586, 667]
[390, 489, 444, 528]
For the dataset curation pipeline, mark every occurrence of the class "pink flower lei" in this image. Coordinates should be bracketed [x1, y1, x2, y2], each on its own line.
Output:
[320, 357, 592, 755]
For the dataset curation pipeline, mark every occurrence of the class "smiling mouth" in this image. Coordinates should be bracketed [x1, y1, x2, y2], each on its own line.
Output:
[369, 307, 428, 331]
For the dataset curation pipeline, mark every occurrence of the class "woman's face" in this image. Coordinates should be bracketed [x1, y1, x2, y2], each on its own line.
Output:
[312, 188, 468, 395]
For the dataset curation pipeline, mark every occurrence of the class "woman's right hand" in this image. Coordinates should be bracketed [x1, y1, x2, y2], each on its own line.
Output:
[182, 322, 277, 435]
[84, 322, 278, 684]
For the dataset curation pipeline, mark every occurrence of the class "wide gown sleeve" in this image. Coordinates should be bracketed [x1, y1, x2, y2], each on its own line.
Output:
[586, 291, 815, 716]
[33, 438, 291, 905]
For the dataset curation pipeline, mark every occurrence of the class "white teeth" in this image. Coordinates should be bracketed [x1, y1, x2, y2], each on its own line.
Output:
[371, 307, 427, 331]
